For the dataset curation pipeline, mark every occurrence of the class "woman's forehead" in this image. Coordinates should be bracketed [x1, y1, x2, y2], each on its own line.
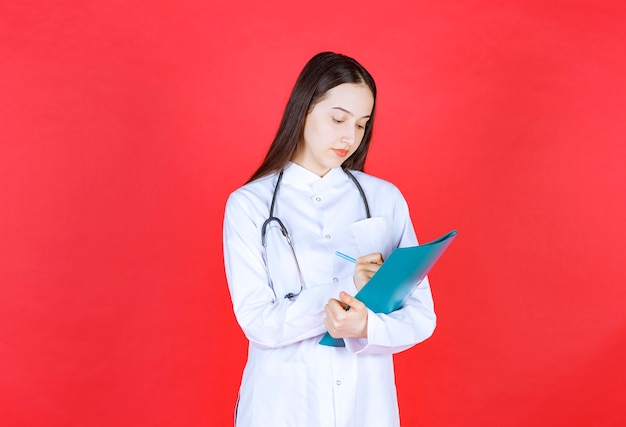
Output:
[314, 83, 374, 117]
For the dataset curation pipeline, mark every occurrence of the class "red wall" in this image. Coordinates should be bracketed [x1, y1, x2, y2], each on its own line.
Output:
[2, 1, 625, 426]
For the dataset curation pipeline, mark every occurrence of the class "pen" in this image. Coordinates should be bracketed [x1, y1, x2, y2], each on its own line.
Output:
[334, 251, 356, 311]
[335, 251, 356, 263]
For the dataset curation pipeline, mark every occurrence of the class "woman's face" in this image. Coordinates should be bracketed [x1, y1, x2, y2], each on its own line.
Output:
[292, 83, 374, 177]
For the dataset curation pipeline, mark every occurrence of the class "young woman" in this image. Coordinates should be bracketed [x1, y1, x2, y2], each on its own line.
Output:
[223, 52, 436, 426]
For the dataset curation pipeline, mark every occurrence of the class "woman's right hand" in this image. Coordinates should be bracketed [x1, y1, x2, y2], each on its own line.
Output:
[353, 253, 383, 290]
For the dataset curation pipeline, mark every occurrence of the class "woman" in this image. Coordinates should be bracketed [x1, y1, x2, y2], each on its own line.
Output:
[223, 52, 436, 426]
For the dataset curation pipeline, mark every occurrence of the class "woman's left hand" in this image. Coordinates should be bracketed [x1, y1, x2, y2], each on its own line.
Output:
[353, 252, 383, 291]
[324, 292, 368, 339]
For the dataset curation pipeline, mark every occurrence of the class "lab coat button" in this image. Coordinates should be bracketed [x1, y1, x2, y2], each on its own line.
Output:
[315, 197, 322, 202]
[333, 277, 339, 282]
[325, 234, 331, 239]
[336, 380, 341, 386]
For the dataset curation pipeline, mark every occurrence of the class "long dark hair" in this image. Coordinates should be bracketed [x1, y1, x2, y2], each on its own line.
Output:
[248, 52, 377, 182]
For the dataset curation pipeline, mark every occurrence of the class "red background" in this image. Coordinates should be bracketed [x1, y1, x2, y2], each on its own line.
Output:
[2, 1, 625, 426]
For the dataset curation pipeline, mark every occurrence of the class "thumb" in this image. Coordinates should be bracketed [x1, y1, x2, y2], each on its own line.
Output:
[339, 291, 360, 307]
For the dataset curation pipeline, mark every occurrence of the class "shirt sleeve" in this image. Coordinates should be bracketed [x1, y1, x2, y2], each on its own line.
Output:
[344, 278, 436, 354]
[223, 190, 359, 349]
[344, 185, 437, 355]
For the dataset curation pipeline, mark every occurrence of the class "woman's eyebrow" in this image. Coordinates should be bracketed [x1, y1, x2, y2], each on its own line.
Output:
[331, 106, 371, 119]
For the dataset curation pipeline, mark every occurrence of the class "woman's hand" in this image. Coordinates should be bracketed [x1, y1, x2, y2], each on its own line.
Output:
[324, 292, 368, 339]
[353, 252, 383, 291]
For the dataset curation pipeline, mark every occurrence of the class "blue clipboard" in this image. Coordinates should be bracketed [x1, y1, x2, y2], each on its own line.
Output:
[319, 230, 457, 347]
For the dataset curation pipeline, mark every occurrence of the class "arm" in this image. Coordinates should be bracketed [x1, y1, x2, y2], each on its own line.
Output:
[344, 278, 436, 354]
[223, 190, 358, 349]
[324, 269, 436, 354]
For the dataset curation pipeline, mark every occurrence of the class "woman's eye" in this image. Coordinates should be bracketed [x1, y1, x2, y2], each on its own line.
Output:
[332, 117, 344, 124]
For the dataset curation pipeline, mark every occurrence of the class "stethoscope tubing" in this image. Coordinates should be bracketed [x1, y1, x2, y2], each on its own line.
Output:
[261, 168, 370, 300]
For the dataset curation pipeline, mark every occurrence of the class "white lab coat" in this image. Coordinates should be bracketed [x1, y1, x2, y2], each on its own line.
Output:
[223, 163, 436, 427]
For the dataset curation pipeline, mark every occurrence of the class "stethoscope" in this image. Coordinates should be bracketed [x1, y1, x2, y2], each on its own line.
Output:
[261, 168, 371, 300]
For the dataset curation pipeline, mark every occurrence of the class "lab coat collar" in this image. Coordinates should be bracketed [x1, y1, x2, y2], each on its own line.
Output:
[282, 162, 348, 190]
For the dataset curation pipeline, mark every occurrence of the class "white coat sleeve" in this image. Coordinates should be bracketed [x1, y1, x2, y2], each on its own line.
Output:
[344, 189, 437, 355]
[223, 190, 358, 349]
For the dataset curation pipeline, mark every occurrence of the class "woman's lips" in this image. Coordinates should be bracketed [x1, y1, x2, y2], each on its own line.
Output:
[332, 148, 349, 158]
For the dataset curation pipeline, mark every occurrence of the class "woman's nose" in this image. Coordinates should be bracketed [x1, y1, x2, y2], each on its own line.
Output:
[340, 125, 357, 145]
